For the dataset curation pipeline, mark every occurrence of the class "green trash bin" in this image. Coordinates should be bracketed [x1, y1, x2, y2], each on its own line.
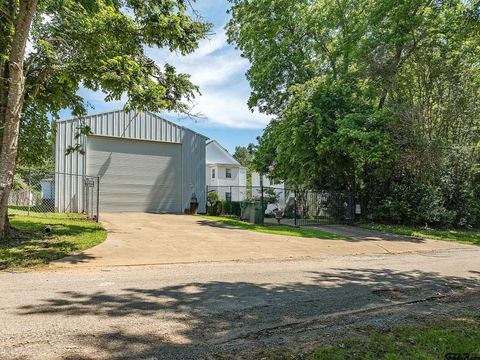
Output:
[240, 201, 265, 225]
[254, 202, 266, 225]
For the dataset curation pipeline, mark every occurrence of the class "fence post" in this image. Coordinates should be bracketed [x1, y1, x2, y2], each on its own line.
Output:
[294, 189, 297, 226]
[96, 176, 100, 222]
[84, 176, 88, 216]
[27, 169, 31, 216]
[260, 175, 264, 225]
[349, 192, 354, 225]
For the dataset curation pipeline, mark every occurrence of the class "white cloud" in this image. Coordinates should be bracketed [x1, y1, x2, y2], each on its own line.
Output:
[190, 53, 247, 87]
[147, 28, 270, 129]
[187, 91, 269, 129]
[69, 27, 269, 129]
[190, 29, 229, 58]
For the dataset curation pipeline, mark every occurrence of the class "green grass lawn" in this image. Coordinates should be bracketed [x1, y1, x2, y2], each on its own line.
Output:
[0, 208, 107, 269]
[197, 215, 350, 240]
[359, 223, 480, 246]
[255, 312, 480, 359]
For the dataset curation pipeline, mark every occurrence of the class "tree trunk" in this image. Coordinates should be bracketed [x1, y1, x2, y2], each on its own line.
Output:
[377, 46, 403, 111]
[1, 55, 9, 147]
[0, 0, 38, 242]
[0, 59, 6, 131]
[0, 59, 7, 239]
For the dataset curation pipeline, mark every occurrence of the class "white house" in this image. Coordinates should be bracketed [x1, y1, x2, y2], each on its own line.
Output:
[252, 172, 288, 213]
[251, 172, 285, 189]
[206, 140, 247, 201]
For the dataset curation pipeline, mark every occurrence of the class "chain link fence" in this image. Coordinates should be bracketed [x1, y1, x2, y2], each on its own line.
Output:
[8, 168, 99, 221]
[206, 185, 354, 226]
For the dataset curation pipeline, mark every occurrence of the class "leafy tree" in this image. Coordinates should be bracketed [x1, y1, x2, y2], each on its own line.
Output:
[233, 144, 255, 168]
[227, 0, 315, 115]
[206, 191, 221, 216]
[228, 0, 480, 226]
[233, 143, 257, 186]
[0, 0, 211, 240]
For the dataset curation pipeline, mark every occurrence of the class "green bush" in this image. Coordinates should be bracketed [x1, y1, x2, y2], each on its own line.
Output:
[207, 192, 221, 216]
[440, 170, 480, 227]
[221, 200, 242, 216]
[369, 179, 479, 227]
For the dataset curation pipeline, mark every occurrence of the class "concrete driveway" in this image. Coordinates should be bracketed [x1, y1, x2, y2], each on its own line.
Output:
[53, 213, 473, 268]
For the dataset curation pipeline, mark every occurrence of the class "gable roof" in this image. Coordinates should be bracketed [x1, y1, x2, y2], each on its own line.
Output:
[56, 108, 209, 141]
[206, 140, 243, 167]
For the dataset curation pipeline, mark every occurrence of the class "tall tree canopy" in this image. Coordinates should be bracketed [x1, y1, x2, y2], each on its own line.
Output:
[0, 0, 211, 240]
[233, 144, 255, 168]
[227, 0, 480, 226]
[233, 144, 256, 186]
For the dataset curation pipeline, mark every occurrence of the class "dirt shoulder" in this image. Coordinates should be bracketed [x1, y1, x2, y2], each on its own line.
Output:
[216, 288, 480, 359]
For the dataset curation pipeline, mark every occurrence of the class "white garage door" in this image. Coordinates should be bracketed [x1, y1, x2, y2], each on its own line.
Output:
[87, 136, 182, 213]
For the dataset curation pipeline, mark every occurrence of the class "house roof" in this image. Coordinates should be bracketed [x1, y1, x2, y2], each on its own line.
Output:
[206, 140, 243, 167]
[56, 108, 209, 141]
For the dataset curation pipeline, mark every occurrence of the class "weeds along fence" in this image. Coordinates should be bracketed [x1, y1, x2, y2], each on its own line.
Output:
[8, 168, 99, 221]
[206, 185, 354, 225]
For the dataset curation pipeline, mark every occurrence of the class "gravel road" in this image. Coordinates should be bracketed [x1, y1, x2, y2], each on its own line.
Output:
[1, 248, 479, 359]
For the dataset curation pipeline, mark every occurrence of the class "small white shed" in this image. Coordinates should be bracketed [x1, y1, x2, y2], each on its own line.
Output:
[40, 179, 54, 200]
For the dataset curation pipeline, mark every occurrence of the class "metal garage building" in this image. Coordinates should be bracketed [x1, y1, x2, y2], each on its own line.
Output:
[55, 109, 207, 214]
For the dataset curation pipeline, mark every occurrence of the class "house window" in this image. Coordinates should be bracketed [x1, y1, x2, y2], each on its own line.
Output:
[212, 169, 215, 179]
[225, 192, 232, 202]
[226, 168, 232, 178]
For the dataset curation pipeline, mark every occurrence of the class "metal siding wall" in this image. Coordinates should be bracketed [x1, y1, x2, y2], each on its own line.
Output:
[55, 118, 86, 213]
[56, 110, 205, 213]
[182, 130, 207, 213]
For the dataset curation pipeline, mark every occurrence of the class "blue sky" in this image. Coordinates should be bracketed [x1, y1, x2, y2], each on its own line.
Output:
[58, 0, 269, 153]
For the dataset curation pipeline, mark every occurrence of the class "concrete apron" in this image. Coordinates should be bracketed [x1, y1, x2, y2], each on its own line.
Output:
[51, 213, 474, 268]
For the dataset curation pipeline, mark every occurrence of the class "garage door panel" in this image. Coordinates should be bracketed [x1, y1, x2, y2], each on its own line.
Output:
[96, 200, 179, 213]
[87, 136, 182, 213]
[97, 178, 179, 188]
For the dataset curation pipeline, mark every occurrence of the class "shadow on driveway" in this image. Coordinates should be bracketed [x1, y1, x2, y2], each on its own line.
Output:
[306, 224, 426, 242]
[200, 218, 427, 243]
[16, 267, 480, 359]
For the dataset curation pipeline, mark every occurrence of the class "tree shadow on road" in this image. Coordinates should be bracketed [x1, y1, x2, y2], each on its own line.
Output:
[17, 268, 480, 359]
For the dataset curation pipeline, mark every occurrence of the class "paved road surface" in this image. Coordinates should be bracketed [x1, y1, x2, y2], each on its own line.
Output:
[1, 247, 479, 359]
